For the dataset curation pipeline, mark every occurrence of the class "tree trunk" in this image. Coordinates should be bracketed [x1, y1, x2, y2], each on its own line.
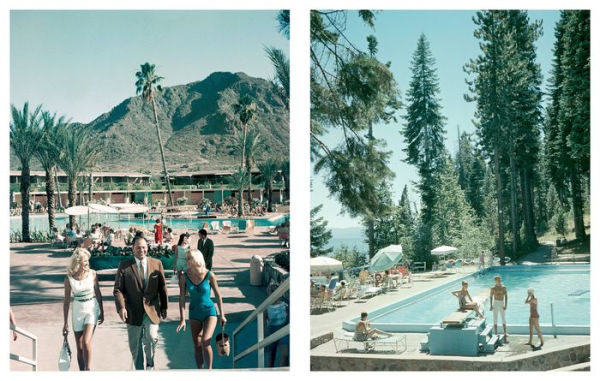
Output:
[88, 172, 93, 203]
[570, 167, 585, 239]
[68, 176, 77, 228]
[45, 167, 56, 232]
[493, 150, 506, 260]
[367, 219, 375, 259]
[508, 154, 519, 257]
[246, 159, 252, 212]
[267, 180, 273, 213]
[151, 98, 174, 207]
[20, 166, 31, 242]
[521, 168, 538, 249]
[238, 123, 248, 217]
[55, 168, 63, 209]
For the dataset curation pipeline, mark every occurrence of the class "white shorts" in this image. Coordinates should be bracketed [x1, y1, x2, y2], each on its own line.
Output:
[492, 299, 506, 325]
[72, 298, 100, 332]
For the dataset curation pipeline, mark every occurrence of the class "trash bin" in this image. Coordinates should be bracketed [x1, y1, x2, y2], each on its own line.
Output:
[250, 255, 264, 286]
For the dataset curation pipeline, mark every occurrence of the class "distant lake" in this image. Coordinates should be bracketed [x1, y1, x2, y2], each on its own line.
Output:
[327, 227, 368, 254]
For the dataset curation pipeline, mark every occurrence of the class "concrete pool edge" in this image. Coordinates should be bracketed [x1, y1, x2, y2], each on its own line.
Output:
[311, 340, 591, 371]
[342, 264, 590, 335]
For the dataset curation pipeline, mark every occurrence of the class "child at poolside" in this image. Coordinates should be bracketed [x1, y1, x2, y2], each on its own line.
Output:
[525, 288, 544, 347]
[451, 281, 484, 318]
[354, 312, 392, 342]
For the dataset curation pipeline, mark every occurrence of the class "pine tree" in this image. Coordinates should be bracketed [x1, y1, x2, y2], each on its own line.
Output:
[310, 204, 333, 257]
[401, 33, 446, 259]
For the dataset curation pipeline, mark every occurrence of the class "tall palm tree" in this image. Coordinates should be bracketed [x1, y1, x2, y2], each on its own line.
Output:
[264, 46, 290, 109]
[135, 62, 174, 207]
[55, 124, 102, 228]
[227, 166, 251, 217]
[234, 129, 264, 205]
[10, 102, 44, 242]
[233, 94, 257, 216]
[258, 159, 279, 212]
[36, 111, 67, 233]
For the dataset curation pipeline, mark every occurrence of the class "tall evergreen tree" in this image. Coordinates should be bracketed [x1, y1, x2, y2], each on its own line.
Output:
[402, 33, 446, 258]
[546, 10, 590, 240]
[311, 204, 333, 257]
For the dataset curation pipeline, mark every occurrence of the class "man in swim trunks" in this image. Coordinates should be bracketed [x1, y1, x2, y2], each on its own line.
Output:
[490, 275, 508, 341]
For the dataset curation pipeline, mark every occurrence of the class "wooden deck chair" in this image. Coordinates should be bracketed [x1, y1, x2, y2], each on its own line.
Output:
[221, 220, 232, 233]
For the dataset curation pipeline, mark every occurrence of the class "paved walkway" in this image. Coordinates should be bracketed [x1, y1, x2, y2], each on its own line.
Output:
[10, 225, 286, 371]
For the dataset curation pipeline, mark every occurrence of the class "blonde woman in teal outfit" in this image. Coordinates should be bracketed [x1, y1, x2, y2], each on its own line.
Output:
[176, 249, 226, 369]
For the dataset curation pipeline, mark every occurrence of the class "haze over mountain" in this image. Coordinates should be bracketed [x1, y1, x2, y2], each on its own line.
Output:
[11, 72, 289, 173]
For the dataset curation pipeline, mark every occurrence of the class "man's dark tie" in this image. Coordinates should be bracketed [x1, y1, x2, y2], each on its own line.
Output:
[140, 262, 146, 289]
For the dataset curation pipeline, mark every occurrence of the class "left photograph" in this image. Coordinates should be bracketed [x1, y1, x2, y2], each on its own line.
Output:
[9, 10, 290, 371]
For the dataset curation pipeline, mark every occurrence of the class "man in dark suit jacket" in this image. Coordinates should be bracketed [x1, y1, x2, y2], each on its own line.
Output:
[197, 228, 214, 270]
[114, 235, 167, 370]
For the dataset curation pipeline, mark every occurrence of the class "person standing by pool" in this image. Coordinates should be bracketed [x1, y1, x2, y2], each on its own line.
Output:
[490, 275, 508, 341]
[113, 235, 168, 370]
[63, 248, 104, 370]
[525, 288, 544, 348]
[176, 249, 226, 369]
[197, 228, 214, 270]
[153, 218, 163, 244]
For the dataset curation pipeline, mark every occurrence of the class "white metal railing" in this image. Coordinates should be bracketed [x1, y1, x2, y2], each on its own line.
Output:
[232, 277, 290, 368]
[9, 324, 37, 371]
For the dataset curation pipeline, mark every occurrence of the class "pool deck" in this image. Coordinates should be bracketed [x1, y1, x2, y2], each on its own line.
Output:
[311, 269, 474, 339]
[9, 225, 286, 371]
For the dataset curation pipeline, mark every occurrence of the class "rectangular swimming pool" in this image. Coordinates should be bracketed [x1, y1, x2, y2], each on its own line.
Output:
[344, 265, 590, 335]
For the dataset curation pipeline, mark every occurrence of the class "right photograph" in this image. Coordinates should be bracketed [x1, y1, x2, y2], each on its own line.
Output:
[310, 10, 590, 371]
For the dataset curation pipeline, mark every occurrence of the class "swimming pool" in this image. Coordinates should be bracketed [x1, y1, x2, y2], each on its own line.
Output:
[343, 265, 590, 335]
[10, 214, 288, 232]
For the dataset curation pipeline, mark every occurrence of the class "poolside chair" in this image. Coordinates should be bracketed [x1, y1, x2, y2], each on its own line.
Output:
[209, 221, 220, 234]
[454, 259, 464, 273]
[246, 219, 255, 233]
[334, 331, 407, 353]
[201, 222, 210, 232]
[221, 221, 232, 233]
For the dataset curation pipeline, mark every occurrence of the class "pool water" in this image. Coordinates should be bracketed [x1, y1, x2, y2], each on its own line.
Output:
[10, 214, 288, 233]
[350, 265, 589, 333]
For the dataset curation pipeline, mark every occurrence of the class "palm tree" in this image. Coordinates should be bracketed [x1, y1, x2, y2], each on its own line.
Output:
[277, 10, 290, 39]
[233, 94, 257, 216]
[36, 111, 67, 233]
[227, 167, 251, 217]
[55, 124, 102, 228]
[234, 129, 264, 205]
[135, 62, 174, 207]
[258, 159, 279, 212]
[280, 159, 290, 203]
[264, 46, 290, 109]
[10, 102, 44, 242]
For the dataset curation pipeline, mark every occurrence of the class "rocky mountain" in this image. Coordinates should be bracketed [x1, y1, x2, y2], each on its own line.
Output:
[12, 72, 289, 173]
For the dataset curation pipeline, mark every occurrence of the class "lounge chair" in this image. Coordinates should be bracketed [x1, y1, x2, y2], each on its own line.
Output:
[246, 219, 255, 233]
[333, 331, 407, 353]
[201, 222, 210, 232]
[221, 221, 232, 233]
[454, 259, 464, 273]
[209, 221, 220, 234]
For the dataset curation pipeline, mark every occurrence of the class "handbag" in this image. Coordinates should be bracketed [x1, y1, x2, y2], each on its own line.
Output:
[215, 323, 230, 357]
[58, 336, 72, 371]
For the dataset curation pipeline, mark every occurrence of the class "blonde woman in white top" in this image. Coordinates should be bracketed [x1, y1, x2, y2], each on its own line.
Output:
[63, 248, 104, 370]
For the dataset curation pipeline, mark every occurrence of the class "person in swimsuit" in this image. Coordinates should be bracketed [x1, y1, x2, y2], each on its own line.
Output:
[176, 249, 226, 369]
[451, 281, 484, 318]
[63, 248, 104, 370]
[490, 275, 508, 341]
[172, 233, 191, 277]
[525, 288, 544, 347]
[354, 312, 392, 342]
[153, 218, 163, 244]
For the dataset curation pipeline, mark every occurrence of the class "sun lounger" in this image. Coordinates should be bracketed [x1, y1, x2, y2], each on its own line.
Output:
[246, 219, 255, 233]
[210, 221, 220, 234]
[333, 331, 407, 353]
[221, 221, 232, 233]
[357, 285, 382, 300]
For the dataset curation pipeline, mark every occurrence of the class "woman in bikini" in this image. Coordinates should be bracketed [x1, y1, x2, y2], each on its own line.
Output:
[451, 281, 484, 318]
[354, 312, 392, 342]
[525, 288, 544, 347]
[176, 249, 226, 369]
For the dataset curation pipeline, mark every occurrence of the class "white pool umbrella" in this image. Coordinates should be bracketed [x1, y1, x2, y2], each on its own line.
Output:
[64, 206, 92, 216]
[431, 245, 458, 261]
[369, 244, 403, 273]
[310, 256, 343, 273]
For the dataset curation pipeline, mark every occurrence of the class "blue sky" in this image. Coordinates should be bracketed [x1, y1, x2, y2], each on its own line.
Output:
[10, 10, 289, 124]
[311, 10, 561, 229]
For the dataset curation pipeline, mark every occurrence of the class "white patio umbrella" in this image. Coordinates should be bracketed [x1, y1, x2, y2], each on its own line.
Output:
[65, 204, 118, 230]
[310, 256, 343, 274]
[431, 245, 458, 261]
[369, 244, 403, 273]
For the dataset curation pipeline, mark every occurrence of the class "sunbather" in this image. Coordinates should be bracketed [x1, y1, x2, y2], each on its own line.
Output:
[451, 281, 484, 318]
[354, 312, 392, 342]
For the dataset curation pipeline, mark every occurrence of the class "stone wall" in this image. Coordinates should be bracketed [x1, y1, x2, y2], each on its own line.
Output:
[311, 343, 590, 371]
[263, 253, 289, 303]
